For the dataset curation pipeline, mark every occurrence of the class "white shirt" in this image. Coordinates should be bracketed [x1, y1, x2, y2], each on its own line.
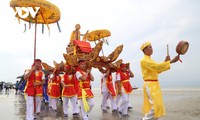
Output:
[75, 71, 85, 81]
[101, 74, 108, 92]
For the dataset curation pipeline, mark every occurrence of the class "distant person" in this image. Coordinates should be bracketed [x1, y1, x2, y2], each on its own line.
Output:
[18, 79, 26, 95]
[140, 42, 179, 120]
[15, 81, 19, 95]
[0, 82, 3, 91]
[5, 83, 10, 92]
[24, 59, 45, 120]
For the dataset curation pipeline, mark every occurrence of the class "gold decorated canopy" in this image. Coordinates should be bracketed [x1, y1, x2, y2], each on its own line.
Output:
[10, 0, 60, 24]
[84, 29, 111, 41]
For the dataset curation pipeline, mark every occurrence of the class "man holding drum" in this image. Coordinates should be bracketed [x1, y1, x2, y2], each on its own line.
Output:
[140, 42, 179, 120]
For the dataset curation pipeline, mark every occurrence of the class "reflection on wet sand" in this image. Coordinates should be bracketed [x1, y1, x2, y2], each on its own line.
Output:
[0, 89, 141, 120]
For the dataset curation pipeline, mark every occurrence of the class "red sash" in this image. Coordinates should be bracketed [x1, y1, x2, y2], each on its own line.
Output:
[106, 75, 116, 97]
[117, 71, 133, 94]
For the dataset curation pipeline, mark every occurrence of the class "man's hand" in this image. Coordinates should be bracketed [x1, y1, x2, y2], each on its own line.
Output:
[165, 55, 171, 62]
[170, 55, 180, 63]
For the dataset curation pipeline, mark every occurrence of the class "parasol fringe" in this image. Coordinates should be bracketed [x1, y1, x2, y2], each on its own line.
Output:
[57, 21, 61, 32]
[105, 38, 109, 45]
[23, 24, 26, 33]
[40, 10, 50, 35]
[42, 24, 44, 34]
[48, 28, 50, 36]
[29, 22, 31, 30]
[46, 23, 50, 36]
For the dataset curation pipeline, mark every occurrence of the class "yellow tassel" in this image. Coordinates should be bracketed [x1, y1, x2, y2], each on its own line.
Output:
[82, 89, 90, 112]
[74, 45, 76, 55]
[24, 94, 26, 100]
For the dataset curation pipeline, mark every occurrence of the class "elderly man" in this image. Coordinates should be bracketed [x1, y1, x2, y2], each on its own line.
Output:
[24, 59, 45, 120]
[140, 42, 179, 120]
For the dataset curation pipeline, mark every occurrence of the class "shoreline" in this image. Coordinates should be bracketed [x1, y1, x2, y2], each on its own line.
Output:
[91, 87, 200, 91]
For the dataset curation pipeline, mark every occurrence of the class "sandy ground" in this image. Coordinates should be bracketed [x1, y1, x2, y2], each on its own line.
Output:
[0, 89, 200, 120]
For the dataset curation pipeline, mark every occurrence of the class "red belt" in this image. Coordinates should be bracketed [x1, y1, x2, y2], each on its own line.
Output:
[144, 80, 158, 82]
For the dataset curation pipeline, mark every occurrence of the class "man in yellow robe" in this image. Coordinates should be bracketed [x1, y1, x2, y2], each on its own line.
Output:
[140, 42, 179, 120]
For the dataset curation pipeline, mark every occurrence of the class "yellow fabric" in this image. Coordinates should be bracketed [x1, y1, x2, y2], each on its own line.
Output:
[85, 29, 111, 41]
[79, 81, 90, 112]
[140, 55, 170, 117]
[74, 46, 76, 55]
[141, 55, 170, 80]
[82, 89, 90, 112]
[143, 82, 165, 117]
[70, 31, 80, 42]
[140, 42, 151, 51]
[10, 0, 60, 24]
[24, 94, 26, 100]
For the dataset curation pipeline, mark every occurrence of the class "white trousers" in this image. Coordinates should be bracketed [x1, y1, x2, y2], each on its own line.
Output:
[35, 96, 42, 113]
[79, 98, 94, 120]
[118, 92, 129, 115]
[26, 95, 34, 120]
[63, 96, 79, 114]
[48, 97, 52, 107]
[116, 94, 132, 108]
[51, 98, 58, 110]
[101, 92, 117, 110]
[116, 94, 121, 107]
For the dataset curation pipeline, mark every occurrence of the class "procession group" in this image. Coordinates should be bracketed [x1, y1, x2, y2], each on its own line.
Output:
[22, 41, 180, 120]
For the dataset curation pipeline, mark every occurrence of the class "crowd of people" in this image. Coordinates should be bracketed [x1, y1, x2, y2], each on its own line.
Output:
[17, 41, 180, 120]
[20, 57, 136, 120]
[19, 25, 180, 120]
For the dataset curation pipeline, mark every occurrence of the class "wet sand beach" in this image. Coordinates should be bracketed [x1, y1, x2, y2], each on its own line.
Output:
[0, 88, 200, 120]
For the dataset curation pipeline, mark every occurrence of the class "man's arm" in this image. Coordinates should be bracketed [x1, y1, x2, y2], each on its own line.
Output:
[24, 67, 35, 80]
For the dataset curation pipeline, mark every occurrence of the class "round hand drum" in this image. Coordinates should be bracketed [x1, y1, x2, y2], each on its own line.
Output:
[176, 40, 189, 55]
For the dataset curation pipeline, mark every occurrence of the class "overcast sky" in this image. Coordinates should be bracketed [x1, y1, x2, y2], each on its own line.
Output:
[0, 0, 199, 88]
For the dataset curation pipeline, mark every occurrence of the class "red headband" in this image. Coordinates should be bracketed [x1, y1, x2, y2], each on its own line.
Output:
[120, 63, 127, 68]
[31, 59, 42, 69]
[65, 65, 71, 69]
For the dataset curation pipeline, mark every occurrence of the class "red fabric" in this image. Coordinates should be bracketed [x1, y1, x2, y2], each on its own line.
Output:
[49, 76, 61, 98]
[73, 40, 92, 53]
[76, 70, 94, 99]
[65, 65, 71, 69]
[106, 75, 116, 97]
[62, 74, 77, 97]
[117, 70, 133, 94]
[24, 70, 43, 96]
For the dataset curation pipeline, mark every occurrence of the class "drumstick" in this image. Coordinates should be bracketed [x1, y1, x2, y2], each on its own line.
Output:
[167, 44, 169, 56]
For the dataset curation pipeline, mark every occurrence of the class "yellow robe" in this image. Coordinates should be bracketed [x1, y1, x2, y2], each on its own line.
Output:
[140, 55, 170, 117]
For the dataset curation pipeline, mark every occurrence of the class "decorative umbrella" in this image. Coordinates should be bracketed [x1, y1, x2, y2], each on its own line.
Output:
[83, 29, 111, 55]
[10, 0, 61, 60]
[84, 29, 111, 42]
